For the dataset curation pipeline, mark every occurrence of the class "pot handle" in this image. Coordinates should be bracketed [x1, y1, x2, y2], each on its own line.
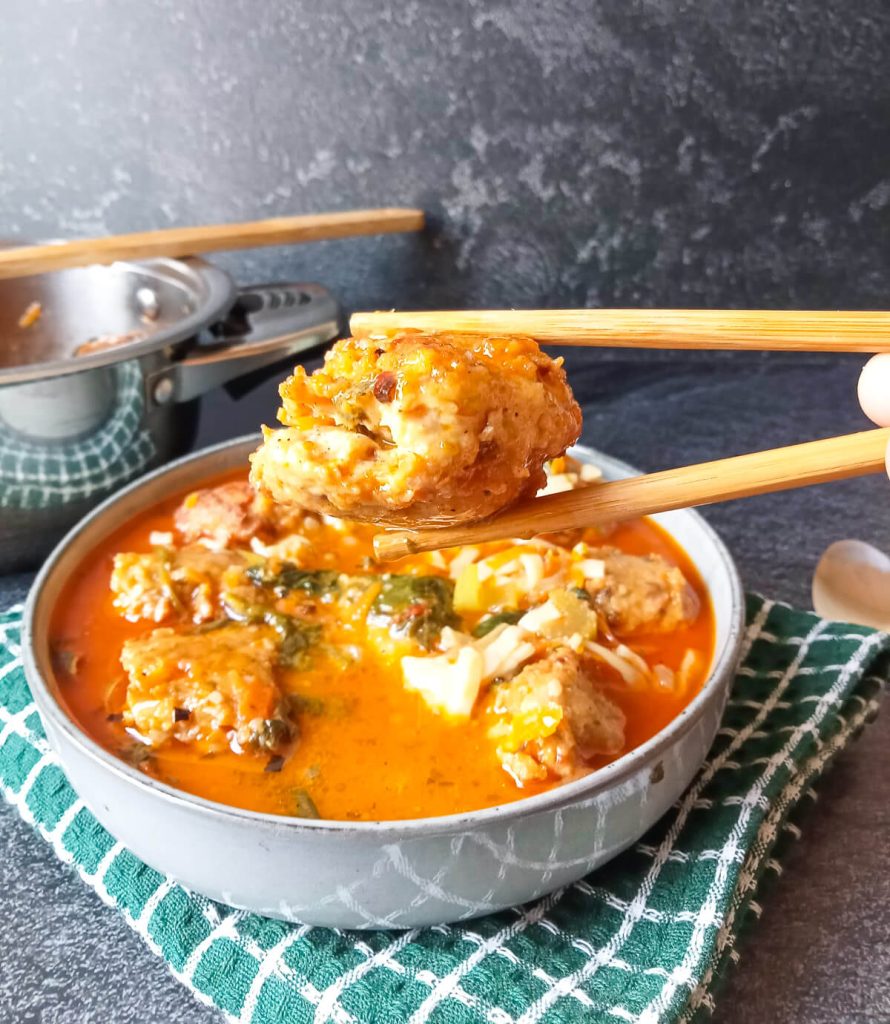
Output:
[150, 282, 339, 405]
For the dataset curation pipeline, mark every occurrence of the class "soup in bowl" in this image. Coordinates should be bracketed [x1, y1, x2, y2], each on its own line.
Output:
[24, 438, 743, 928]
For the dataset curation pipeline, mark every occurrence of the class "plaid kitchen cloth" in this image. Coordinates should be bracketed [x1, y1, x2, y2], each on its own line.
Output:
[0, 361, 156, 510]
[0, 594, 886, 1024]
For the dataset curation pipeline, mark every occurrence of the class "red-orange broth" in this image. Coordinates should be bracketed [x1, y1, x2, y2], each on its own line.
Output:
[49, 471, 715, 821]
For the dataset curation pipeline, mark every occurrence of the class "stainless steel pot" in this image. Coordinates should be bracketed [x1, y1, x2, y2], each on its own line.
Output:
[0, 256, 338, 571]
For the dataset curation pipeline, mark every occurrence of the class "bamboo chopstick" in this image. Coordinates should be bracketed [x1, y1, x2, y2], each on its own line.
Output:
[0, 208, 425, 279]
[373, 427, 890, 560]
[350, 308, 890, 352]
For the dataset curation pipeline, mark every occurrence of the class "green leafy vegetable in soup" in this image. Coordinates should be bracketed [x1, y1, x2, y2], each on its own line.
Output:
[220, 592, 321, 668]
[61, 470, 714, 822]
[250, 716, 295, 752]
[294, 788, 320, 819]
[246, 563, 341, 598]
[370, 574, 459, 649]
[472, 609, 524, 638]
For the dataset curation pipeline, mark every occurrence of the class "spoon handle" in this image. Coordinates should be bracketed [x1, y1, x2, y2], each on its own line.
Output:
[374, 427, 890, 559]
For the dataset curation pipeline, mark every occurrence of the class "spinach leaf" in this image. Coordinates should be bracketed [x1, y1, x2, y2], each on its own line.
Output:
[246, 563, 340, 598]
[294, 788, 321, 819]
[471, 609, 524, 638]
[277, 619, 322, 668]
[370, 574, 459, 649]
[220, 593, 321, 668]
[250, 717, 294, 752]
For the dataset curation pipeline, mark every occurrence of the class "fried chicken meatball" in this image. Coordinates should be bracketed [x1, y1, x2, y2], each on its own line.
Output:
[120, 624, 293, 755]
[174, 480, 306, 549]
[585, 547, 701, 636]
[487, 647, 626, 785]
[249, 331, 582, 526]
[110, 545, 247, 625]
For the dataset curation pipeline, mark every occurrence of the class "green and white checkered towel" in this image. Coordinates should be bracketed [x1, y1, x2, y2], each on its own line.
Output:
[0, 361, 156, 510]
[0, 595, 886, 1024]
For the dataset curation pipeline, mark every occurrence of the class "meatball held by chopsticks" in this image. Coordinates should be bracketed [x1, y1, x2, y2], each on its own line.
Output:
[250, 331, 582, 526]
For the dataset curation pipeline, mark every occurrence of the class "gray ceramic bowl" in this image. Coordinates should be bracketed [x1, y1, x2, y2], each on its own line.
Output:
[23, 437, 744, 929]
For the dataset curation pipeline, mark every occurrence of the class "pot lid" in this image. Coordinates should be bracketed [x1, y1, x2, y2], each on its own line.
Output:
[0, 255, 236, 385]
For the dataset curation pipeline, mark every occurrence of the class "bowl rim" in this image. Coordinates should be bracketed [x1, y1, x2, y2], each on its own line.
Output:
[23, 434, 745, 837]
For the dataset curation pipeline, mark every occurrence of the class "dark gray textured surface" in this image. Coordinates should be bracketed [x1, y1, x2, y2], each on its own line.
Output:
[2, 0, 890, 1019]
[1, 1, 889, 314]
[2, 353, 889, 1023]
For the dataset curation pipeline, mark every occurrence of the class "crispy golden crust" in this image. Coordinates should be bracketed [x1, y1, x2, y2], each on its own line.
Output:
[249, 331, 582, 525]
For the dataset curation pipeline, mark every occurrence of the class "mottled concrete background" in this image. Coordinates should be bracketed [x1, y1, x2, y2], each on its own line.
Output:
[1, 0, 889, 316]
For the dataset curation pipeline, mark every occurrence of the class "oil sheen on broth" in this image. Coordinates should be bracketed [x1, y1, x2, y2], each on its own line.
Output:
[49, 461, 715, 822]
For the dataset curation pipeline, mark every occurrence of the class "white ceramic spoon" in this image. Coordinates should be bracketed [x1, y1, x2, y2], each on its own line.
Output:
[812, 539, 890, 630]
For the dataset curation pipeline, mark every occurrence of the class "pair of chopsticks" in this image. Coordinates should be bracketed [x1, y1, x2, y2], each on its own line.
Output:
[7, 219, 885, 560]
[349, 309, 890, 560]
